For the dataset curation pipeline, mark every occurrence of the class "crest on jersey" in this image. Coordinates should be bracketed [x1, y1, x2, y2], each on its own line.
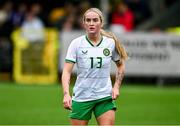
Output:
[103, 48, 110, 56]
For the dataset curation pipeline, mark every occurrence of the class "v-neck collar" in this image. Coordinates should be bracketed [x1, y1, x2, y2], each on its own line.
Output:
[85, 35, 103, 47]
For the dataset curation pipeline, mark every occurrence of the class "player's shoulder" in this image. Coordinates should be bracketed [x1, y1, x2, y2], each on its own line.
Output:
[103, 36, 114, 42]
[102, 35, 115, 46]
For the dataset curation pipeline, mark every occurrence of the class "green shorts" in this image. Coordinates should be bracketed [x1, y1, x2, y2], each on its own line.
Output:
[69, 96, 116, 120]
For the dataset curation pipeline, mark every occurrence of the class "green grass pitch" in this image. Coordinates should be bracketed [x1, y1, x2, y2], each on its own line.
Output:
[0, 82, 180, 125]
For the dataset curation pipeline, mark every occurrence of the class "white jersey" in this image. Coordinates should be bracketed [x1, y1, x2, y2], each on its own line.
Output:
[65, 35, 120, 102]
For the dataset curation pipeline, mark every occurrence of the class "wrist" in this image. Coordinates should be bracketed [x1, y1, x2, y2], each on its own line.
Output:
[63, 91, 70, 96]
[113, 83, 120, 89]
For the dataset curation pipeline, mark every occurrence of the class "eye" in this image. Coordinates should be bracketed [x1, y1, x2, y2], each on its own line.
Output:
[85, 18, 91, 23]
[93, 18, 99, 22]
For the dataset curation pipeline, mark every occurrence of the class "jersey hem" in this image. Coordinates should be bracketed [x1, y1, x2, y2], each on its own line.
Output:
[72, 94, 111, 102]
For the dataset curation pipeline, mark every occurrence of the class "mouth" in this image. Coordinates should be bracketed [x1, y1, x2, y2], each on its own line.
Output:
[89, 27, 95, 31]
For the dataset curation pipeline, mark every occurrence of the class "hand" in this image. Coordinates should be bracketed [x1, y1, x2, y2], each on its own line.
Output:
[63, 93, 72, 110]
[112, 87, 120, 100]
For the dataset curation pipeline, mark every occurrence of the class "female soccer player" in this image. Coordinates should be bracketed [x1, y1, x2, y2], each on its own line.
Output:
[61, 8, 128, 125]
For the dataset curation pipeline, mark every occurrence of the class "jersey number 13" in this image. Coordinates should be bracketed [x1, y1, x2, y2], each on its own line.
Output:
[90, 57, 102, 68]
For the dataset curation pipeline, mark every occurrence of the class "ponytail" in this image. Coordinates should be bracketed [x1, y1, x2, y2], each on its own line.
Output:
[100, 29, 128, 61]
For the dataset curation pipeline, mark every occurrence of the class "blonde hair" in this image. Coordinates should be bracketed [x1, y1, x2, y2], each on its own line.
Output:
[83, 8, 128, 61]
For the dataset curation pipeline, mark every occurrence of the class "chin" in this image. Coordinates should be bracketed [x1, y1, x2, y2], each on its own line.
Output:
[88, 31, 96, 34]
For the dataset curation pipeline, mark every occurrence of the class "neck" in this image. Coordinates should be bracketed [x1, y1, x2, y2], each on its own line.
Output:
[87, 33, 101, 43]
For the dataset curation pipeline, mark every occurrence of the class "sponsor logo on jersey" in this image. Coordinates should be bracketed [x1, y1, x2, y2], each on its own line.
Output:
[82, 50, 88, 54]
[103, 48, 110, 56]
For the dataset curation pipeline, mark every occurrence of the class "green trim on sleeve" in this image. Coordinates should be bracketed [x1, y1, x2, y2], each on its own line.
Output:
[65, 59, 76, 63]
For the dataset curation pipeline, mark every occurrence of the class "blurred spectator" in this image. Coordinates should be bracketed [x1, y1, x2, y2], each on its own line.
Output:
[0, 1, 13, 24]
[0, 1, 14, 37]
[20, 4, 47, 75]
[0, 6, 7, 26]
[30, 3, 42, 16]
[49, 1, 91, 31]
[76, 1, 91, 29]
[124, 0, 151, 26]
[30, 3, 49, 27]
[21, 12, 45, 42]
[0, 37, 12, 72]
[49, 2, 77, 31]
[48, 3, 67, 30]
[0, 1, 14, 75]
[109, 1, 135, 33]
[49, 7, 65, 28]
[9, 3, 27, 28]
[61, 2, 77, 31]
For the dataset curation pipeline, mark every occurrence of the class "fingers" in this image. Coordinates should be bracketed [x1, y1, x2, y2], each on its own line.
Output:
[112, 92, 116, 100]
[63, 94, 72, 110]
[63, 100, 72, 110]
[112, 90, 119, 100]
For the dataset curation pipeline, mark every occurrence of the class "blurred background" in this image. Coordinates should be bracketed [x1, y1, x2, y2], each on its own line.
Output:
[0, 0, 180, 125]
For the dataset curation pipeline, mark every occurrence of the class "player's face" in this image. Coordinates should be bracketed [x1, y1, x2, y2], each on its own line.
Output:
[84, 11, 102, 34]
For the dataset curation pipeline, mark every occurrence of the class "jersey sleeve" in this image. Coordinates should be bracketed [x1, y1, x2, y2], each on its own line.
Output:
[65, 40, 77, 63]
[112, 42, 121, 62]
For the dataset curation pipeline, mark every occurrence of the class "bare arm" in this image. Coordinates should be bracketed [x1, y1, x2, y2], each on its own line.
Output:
[61, 62, 74, 110]
[112, 60, 125, 100]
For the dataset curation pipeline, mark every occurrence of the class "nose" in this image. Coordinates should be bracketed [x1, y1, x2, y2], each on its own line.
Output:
[90, 20, 94, 25]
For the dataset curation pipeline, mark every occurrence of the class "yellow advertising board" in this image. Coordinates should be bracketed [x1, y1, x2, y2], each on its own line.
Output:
[11, 28, 59, 85]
